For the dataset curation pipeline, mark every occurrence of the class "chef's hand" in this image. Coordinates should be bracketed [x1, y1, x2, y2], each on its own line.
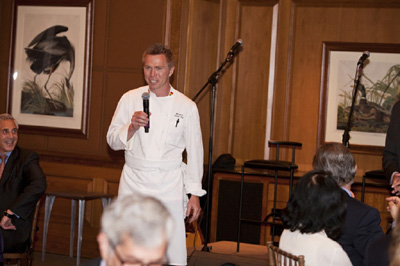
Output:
[186, 195, 201, 223]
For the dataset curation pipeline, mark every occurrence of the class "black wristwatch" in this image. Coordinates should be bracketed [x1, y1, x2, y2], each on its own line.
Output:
[3, 211, 14, 218]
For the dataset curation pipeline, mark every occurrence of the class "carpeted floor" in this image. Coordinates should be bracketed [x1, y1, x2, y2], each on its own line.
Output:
[4, 241, 271, 266]
[32, 251, 92, 266]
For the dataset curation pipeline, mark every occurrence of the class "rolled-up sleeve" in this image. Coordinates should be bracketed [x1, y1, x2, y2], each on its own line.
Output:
[184, 103, 206, 197]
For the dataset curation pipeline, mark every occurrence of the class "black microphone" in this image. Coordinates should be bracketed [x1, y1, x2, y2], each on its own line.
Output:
[142, 92, 150, 133]
[230, 39, 243, 53]
[357, 51, 370, 65]
[226, 39, 243, 62]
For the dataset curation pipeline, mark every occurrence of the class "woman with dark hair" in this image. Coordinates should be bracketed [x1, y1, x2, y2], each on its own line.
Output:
[279, 170, 352, 265]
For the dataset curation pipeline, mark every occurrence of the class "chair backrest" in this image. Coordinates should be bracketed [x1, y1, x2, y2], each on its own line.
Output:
[268, 141, 302, 163]
[267, 241, 305, 266]
[3, 199, 41, 266]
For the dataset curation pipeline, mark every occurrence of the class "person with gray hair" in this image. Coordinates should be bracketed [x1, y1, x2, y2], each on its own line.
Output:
[94, 194, 174, 266]
[0, 113, 47, 253]
[313, 143, 384, 266]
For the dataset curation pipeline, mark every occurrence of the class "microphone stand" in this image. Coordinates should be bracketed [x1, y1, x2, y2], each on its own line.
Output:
[342, 61, 365, 147]
[192, 49, 238, 252]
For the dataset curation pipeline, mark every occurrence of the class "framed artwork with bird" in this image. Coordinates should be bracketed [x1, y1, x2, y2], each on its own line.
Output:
[318, 42, 400, 154]
[7, 0, 93, 137]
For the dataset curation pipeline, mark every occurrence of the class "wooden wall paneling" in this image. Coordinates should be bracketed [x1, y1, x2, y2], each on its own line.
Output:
[352, 153, 383, 176]
[178, 0, 221, 165]
[231, 1, 275, 163]
[270, 0, 293, 144]
[212, 0, 239, 157]
[41, 161, 122, 185]
[164, 0, 183, 90]
[337, 6, 400, 42]
[104, 179, 120, 196]
[106, 0, 165, 69]
[94, 0, 113, 158]
[17, 133, 47, 150]
[176, 0, 190, 93]
[91, 0, 108, 69]
[285, 5, 342, 171]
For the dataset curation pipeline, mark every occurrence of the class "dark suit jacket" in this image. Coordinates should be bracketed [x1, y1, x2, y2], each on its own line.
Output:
[383, 101, 400, 182]
[337, 195, 385, 266]
[364, 233, 391, 266]
[0, 146, 46, 252]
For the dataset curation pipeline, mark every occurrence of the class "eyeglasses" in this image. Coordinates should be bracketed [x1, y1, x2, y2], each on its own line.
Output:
[113, 246, 165, 266]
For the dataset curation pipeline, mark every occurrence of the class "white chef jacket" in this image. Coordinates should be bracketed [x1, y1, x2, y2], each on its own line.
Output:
[107, 85, 206, 265]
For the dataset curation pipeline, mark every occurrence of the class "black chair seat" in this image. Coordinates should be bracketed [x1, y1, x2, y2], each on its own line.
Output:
[243, 159, 298, 171]
[364, 170, 385, 179]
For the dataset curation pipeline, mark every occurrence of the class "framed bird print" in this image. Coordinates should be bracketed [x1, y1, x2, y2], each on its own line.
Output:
[7, 0, 93, 138]
[318, 42, 400, 154]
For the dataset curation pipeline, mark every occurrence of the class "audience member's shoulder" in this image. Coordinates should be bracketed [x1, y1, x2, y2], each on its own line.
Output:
[13, 146, 37, 158]
[346, 196, 380, 216]
[10, 147, 41, 165]
[347, 195, 377, 210]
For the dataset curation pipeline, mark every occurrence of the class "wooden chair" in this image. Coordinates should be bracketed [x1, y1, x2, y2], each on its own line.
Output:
[3, 200, 41, 266]
[267, 241, 305, 266]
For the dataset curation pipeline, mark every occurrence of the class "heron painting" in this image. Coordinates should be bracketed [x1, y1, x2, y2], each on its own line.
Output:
[21, 25, 75, 116]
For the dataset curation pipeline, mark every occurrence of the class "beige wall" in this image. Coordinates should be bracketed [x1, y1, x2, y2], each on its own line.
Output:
[0, 0, 398, 257]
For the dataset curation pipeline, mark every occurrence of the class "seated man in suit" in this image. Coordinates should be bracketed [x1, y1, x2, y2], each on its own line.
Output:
[93, 194, 174, 266]
[312, 143, 384, 266]
[0, 113, 47, 253]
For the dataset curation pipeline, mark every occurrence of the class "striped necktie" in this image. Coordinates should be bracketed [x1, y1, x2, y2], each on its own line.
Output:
[0, 154, 7, 179]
